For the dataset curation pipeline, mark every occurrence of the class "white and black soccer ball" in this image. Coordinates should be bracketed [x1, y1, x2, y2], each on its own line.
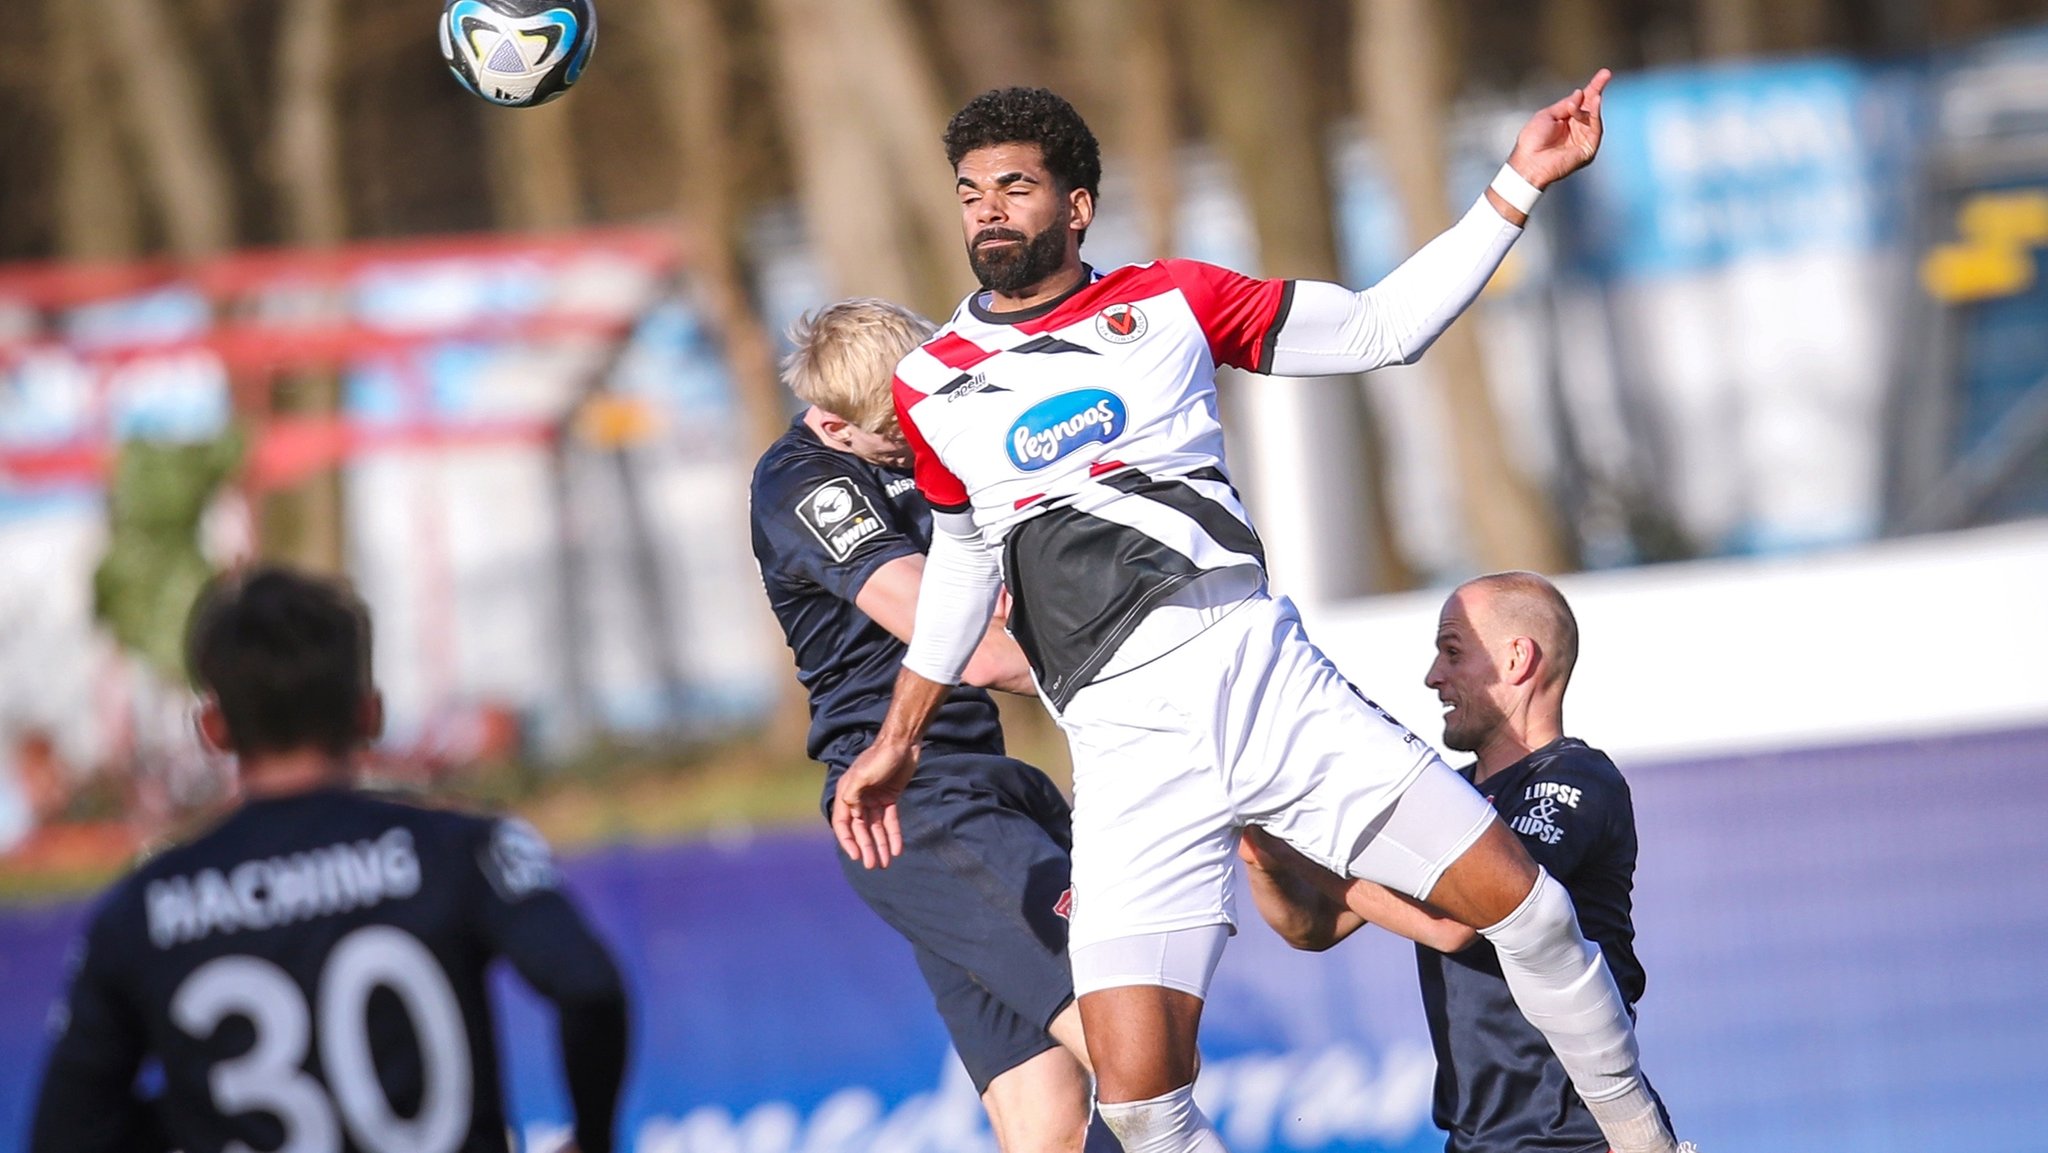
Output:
[439, 0, 597, 109]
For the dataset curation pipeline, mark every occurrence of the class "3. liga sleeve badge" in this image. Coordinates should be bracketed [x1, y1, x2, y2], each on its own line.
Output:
[482, 818, 561, 900]
[797, 477, 886, 563]
[440, 0, 597, 108]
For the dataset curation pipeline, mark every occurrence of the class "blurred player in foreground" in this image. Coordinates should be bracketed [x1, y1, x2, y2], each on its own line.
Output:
[29, 567, 628, 1153]
[750, 299, 1109, 1153]
[1240, 572, 1676, 1153]
[836, 80, 1688, 1153]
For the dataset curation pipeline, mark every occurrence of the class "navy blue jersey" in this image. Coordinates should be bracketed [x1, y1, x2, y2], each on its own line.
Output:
[30, 787, 627, 1153]
[1417, 738, 1659, 1153]
[751, 417, 1004, 791]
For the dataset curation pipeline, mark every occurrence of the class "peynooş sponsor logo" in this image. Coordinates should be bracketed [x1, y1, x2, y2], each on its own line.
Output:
[1007, 389, 1128, 471]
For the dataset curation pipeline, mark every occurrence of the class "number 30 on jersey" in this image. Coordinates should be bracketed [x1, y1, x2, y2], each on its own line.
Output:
[170, 925, 471, 1153]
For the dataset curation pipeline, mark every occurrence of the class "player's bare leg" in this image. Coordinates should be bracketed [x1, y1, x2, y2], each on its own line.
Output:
[982, 1045, 1095, 1153]
[1417, 816, 1538, 936]
[1415, 816, 1676, 1153]
[1078, 985, 1225, 1152]
[1048, 1000, 1094, 1074]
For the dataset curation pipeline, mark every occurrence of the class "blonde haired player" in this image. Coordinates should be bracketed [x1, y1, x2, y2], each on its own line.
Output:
[750, 298, 1112, 1152]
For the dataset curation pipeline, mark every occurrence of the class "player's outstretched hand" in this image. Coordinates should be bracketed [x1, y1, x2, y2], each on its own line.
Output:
[833, 741, 918, 869]
[1505, 68, 1611, 190]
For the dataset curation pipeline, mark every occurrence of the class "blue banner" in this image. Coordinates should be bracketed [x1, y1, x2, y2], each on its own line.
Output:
[6, 724, 2048, 1152]
[1568, 57, 1922, 279]
[485, 833, 1444, 1153]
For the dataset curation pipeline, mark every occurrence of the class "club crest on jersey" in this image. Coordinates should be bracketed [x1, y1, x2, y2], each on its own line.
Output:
[1095, 303, 1148, 344]
[1007, 389, 1128, 471]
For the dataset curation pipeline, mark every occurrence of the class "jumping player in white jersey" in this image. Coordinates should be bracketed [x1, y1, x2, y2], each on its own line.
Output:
[833, 78, 1689, 1153]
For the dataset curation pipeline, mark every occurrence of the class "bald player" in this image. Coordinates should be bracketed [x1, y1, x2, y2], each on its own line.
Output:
[1240, 572, 1678, 1153]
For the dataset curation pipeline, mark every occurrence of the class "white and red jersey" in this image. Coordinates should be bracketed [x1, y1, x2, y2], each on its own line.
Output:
[895, 259, 1286, 528]
[893, 197, 1522, 709]
[893, 259, 1290, 707]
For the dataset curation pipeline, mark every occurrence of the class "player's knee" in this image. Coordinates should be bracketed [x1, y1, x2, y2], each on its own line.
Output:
[984, 1048, 1094, 1153]
[1478, 868, 1583, 966]
[1095, 1082, 1225, 1153]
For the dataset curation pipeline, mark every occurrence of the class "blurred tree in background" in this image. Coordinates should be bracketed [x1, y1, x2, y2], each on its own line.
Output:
[3, 0, 2043, 585]
[9, 0, 2035, 258]
[0, 0, 2039, 876]
[93, 435, 243, 679]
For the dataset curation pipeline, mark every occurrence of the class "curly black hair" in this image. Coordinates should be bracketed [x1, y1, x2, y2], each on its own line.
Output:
[943, 87, 1102, 201]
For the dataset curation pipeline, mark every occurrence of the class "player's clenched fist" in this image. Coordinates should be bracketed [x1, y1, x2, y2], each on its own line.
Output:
[1505, 68, 1612, 190]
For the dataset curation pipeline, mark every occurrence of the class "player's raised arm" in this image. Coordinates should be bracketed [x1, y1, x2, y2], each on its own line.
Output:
[1259, 70, 1611, 377]
[472, 818, 629, 1153]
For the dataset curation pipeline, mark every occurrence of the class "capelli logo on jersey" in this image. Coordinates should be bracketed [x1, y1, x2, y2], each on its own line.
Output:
[1006, 389, 1128, 471]
[936, 371, 1007, 401]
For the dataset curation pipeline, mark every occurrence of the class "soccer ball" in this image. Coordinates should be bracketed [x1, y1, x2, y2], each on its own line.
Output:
[439, 0, 597, 109]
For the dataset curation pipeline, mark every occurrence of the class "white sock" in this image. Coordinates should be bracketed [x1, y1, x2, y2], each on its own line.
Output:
[1481, 869, 1675, 1153]
[1095, 1083, 1228, 1153]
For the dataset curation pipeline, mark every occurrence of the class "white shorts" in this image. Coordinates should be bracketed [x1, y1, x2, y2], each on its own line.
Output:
[1068, 925, 1231, 1000]
[1056, 592, 1495, 956]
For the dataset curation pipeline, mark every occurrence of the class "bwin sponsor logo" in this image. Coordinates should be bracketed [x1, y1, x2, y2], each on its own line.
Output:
[1007, 389, 1128, 471]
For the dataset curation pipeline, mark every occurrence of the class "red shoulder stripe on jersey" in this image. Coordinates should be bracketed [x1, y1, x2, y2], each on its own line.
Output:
[1088, 459, 1126, 476]
[922, 332, 998, 371]
[1013, 493, 1044, 510]
[1162, 258, 1289, 372]
[1005, 263, 1180, 335]
[892, 376, 970, 510]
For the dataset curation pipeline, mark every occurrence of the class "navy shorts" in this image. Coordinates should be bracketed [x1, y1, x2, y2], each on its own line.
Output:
[832, 751, 1077, 1093]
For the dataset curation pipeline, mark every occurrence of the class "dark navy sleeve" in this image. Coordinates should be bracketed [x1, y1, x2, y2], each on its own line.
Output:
[30, 893, 165, 1153]
[753, 448, 921, 605]
[1498, 759, 1624, 882]
[469, 818, 629, 1153]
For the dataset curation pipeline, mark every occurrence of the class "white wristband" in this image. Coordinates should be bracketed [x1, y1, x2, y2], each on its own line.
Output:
[1490, 163, 1543, 215]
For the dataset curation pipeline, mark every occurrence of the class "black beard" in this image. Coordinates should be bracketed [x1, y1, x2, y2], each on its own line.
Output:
[968, 215, 1071, 295]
